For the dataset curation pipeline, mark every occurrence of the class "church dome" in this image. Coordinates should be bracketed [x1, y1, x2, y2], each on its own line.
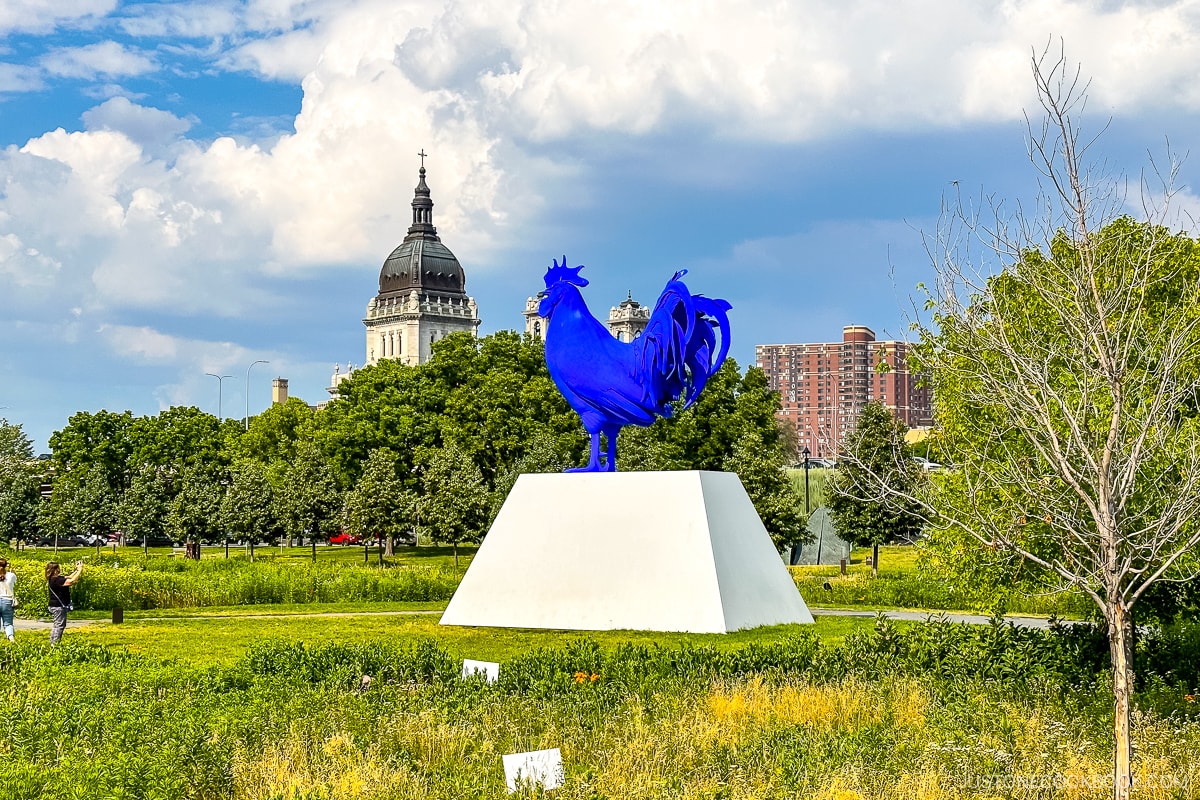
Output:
[376, 163, 468, 297]
[379, 238, 465, 294]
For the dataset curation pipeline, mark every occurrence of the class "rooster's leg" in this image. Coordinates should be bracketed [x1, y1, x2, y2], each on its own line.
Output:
[602, 424, 620, 472]
[566, 432, 603, 472]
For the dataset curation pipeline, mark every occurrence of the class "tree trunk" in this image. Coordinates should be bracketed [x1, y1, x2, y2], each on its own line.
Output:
[872, 543, 879, 576]
[1109, 602, 1135, 800]
[385, 535, 394, 557]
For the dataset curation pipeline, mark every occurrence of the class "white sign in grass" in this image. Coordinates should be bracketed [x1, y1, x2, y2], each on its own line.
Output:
[502, 747, 564, 792]
[461, 659, 500, 683]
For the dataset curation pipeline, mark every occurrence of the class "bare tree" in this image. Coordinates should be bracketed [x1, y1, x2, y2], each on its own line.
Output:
[891, 45, 1200, 800]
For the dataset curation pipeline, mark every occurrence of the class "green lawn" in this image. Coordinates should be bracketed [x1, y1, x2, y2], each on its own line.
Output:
[73, 610, 882, 667]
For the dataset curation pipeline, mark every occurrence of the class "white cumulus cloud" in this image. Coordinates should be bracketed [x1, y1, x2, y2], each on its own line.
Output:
[0, 0, 115, 35]
[40, 41, 157, 80]
[82, 97, 194, 147]
[5, 0, 1200, 369]
[0, 63, 43, 93]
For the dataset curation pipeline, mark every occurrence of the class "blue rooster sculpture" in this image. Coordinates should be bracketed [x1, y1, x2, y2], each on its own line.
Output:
[537, 257, 732, 472]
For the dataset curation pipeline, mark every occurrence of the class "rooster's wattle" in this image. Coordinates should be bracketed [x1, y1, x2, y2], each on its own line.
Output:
[537, 257, 732, 472]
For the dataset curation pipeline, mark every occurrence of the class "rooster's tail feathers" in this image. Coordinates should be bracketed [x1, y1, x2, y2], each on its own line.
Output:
[637, 276, 732, 415]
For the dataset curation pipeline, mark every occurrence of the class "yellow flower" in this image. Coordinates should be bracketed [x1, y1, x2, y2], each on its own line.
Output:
[590, 673, 599, 683]
[574, 672, 587, 683]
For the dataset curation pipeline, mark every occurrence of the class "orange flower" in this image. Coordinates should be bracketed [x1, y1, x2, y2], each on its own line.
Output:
[573, 672, 587, 683]
[589, 673, 599, 683]
[1185, 694, 1196, 703]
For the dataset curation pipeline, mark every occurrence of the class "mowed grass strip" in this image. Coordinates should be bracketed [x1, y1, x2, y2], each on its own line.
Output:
[74, 612, 884, 666]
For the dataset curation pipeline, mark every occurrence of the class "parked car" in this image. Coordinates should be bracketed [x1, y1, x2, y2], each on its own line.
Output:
[128, 534, 178, 548]
[329, 532, 361, 546]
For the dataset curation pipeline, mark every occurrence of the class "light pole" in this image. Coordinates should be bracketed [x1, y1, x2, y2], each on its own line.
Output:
[245, 360, 269, 430]
[204, 373, 232, 419]
[804, 446, 817, 565]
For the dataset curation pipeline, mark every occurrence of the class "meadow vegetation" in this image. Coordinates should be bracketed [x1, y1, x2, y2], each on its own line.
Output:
[1, 616, 1197, 799]
[1, 541, 1096, 620]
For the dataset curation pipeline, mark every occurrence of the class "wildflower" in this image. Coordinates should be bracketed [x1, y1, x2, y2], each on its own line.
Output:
[573, 672, 587, 684]
[1186, 694, 1196, 703]
[589, 673, 599, 683]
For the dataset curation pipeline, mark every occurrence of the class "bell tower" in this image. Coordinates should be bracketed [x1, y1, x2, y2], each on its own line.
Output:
[364, 152, 480, 366]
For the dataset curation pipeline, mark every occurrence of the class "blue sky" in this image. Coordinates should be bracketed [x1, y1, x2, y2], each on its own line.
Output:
[3, 0, 1200, 450]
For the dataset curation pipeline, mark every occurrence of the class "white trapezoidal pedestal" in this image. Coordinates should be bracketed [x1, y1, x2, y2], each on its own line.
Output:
[439, 471, 813, 633]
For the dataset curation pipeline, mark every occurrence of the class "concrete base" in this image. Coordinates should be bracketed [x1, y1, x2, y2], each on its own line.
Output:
[440, 471, 813, 633]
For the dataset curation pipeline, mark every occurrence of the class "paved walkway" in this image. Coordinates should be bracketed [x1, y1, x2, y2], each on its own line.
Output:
[11, 607, 1074, 631]
[811, 608, 1074, 629]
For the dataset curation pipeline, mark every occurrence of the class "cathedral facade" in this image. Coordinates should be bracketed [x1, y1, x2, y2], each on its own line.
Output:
[523, 291, 650, 342]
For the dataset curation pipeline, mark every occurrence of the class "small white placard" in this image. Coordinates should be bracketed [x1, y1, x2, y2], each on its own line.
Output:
[502, 747, 564, 792]
[462, 659, 500, 683]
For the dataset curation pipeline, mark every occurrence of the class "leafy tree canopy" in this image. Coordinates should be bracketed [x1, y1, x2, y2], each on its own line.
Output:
[829, 401, 924, 552]
[0, 418, 34, 462]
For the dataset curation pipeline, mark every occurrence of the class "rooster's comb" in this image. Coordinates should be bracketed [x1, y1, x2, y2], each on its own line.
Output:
[543, 256, 587, 289]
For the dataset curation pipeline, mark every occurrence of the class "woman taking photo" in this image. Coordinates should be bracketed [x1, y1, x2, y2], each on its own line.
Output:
[45, 560, 82, 645]
[0, 559, 15, 642]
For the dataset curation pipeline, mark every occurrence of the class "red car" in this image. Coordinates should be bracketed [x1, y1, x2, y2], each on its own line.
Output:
[328, 532, 361, 546]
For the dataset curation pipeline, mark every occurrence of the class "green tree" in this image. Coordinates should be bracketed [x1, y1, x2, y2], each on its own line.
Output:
[233, 398, 316, 465]
[420, 443, 490, 568]
[39, 465, 117, 543]
[313, 332, 583, 488]
[908, 52, 1200, 800]
[219, 460, 276, 552]
[165, 467, 223, 547]
[0, 420, 41, 543]
[274, 443, 342, 545]
[828, 402, 923, 574]
[117, 464, 171, 553]
[342, 449, 416, 553]
[128, 406, 225, 475]
[0, 418, 34, 462]
[48, 409, 136, 492]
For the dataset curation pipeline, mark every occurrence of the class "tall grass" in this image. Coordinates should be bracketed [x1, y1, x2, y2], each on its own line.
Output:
[0, 619, 1197, 799]
[791, 567, 1093, 618]
[1, 552, 460, 616]
[787, 466, 833, 508]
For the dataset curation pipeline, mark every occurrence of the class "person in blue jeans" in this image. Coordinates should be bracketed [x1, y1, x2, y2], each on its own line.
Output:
[0, 558, 15, 642]
[45, 560, 82, 646]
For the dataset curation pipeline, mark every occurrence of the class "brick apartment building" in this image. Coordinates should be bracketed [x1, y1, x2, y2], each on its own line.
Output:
[756, 326, 932, 458]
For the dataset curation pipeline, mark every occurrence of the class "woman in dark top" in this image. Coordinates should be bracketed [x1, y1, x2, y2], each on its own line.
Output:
[45, 561, 82, 645]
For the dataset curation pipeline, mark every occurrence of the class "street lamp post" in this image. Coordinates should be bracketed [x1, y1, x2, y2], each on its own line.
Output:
[245, 360, 269, 430]
[204, 373, 232, 419]
[803, 446, 816, 565]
